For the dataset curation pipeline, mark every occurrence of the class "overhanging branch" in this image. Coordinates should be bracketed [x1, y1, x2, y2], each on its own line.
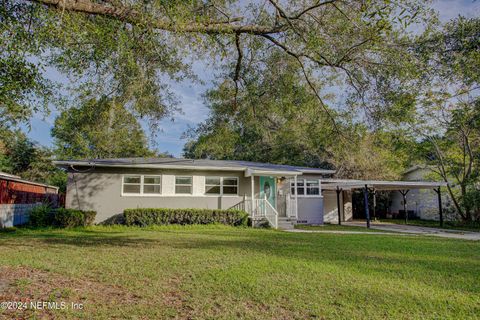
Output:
[31, 0, 284, 35]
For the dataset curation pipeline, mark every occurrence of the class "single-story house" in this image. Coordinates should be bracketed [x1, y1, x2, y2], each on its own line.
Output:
[53, 158, 447, 229]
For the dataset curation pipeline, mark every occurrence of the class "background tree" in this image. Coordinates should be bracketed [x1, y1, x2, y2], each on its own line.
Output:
[358, 17, 480, 221]
[52, 97, 157, 159]
[408, 18, 479, 221]
[184, 52, 412, 179]
[0, 130, 67, 192]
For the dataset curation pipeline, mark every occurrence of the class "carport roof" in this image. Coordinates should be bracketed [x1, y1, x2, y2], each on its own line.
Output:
[320, 179, 447, 191]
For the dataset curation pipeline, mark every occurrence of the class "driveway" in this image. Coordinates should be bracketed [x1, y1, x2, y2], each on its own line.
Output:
[343, 221, 480, 241]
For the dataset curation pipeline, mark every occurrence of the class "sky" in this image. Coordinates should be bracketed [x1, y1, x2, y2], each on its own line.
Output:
[23, 0, 480, 157]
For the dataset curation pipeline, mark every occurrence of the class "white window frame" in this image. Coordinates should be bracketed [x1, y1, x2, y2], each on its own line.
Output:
[205, 176, 239, 196]
[142, 175, 162, 195]
[121, 175, 162, 196]
[175, 176, 193, 195]
[290, 178, 322, 198]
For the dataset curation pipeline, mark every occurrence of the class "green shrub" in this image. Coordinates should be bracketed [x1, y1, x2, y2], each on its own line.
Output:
[28, 206, 97, 228]
[28, 204, 53, 227]
[53, 208, 84, 227]
[124, 208, 249, 227]
[83, 211, 97, 226]
[52, 208, 97, 227]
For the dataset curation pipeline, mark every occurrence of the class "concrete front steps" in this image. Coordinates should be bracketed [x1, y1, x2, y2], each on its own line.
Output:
[277, 217, 297, 230]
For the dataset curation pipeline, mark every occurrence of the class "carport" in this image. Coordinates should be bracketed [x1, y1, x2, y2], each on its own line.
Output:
[320, 179, 448, 228]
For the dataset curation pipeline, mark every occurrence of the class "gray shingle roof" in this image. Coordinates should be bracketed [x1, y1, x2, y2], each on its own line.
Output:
[53, 157, 335, 175]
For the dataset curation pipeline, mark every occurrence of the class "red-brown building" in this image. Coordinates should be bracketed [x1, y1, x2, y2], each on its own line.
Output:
[0, 172, 60, 227]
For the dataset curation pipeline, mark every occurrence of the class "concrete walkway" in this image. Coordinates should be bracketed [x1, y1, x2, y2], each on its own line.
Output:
[343, 221, 480, 241]
[287, 229, 411, 236]
[287, 222, 480, 240]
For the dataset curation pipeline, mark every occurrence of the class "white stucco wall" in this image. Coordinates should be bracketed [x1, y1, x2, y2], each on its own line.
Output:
[322, 190, 352, 223]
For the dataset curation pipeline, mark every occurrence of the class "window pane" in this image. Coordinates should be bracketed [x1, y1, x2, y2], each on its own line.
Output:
[291, 187, 295, 195]
[123, 184, 141, 193]
[297, 187, 305, 195]
[206, 177, 221, 185]
[306, 187, 319, 195]
[205, 186, 221, 194]
[176, 177, 192, 185]
[175, 186, 192, 194]
[223, 178, 237, 186]
[144, 185, 161, 194]
[306, 180, 319, 187]
[124, 176, 140, 184]
[297, 181, 304, 187]
[144, 176, 160, 184]
[223, 186, 238, 195]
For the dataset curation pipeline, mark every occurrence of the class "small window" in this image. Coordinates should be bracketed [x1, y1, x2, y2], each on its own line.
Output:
[306, 180, 319, 195]
[291, 179, 320, 197]
[222, 177, 238, 195]
[297, 181, 305, 196]
[205, 177, 238, 195]
[291, 181, 305, 195]
[143, 176, 161, 194]
[205, 177, 221, 194]
[175, 176, 192, 194]
[123, 175, 141, 194]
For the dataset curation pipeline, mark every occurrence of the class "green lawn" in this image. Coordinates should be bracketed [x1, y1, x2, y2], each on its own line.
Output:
[0, 225, 479, 319]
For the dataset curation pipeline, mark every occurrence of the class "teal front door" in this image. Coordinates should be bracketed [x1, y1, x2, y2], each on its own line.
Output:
[259, 176, 276, 209]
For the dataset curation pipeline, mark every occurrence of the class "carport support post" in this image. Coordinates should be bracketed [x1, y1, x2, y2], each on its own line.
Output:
[336, 186, 342, 225]
[364, 185, 370, 228]
[294, 175, 298, 220]
[399, 190, 410, 224]
[251, 176, 255, 227]
[372, 188, 377, 221]
[434, 187, 444, 228]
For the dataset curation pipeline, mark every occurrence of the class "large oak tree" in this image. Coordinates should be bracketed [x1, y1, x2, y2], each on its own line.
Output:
[1, 0, 432, 129]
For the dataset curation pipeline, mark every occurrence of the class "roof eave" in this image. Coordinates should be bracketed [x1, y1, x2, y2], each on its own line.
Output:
[53, 161, 248, 172]
[0, 174, 59, 190]
[244, 168, 302, 177]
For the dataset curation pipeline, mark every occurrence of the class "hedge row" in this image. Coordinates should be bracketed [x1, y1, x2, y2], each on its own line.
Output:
[124, 208, 249, 227]
[29, 205, 96, 228]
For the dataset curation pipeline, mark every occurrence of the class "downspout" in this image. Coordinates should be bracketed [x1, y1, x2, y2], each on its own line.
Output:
[294, 175, 298, 221]
[73, 172, 82, 211]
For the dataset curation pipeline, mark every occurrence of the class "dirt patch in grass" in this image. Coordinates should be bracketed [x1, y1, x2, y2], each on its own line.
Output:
[161, 275, 196, 319]
[0, 266, 142, 319]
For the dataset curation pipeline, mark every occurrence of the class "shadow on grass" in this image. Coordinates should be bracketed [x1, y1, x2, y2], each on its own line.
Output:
[0, 227, 160, 248]
[1, 226, 479, 294]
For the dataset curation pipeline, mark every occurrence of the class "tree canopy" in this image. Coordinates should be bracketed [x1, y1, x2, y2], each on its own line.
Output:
[52, 97, 155, 159]
[1, 0, 432, 129]
[184, 51, 412, 179]
[0, 130, 67, 191]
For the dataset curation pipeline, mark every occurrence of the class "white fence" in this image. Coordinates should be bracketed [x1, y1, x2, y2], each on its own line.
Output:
[230, 198, 279, 228]
[0, 203, 40, 227]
